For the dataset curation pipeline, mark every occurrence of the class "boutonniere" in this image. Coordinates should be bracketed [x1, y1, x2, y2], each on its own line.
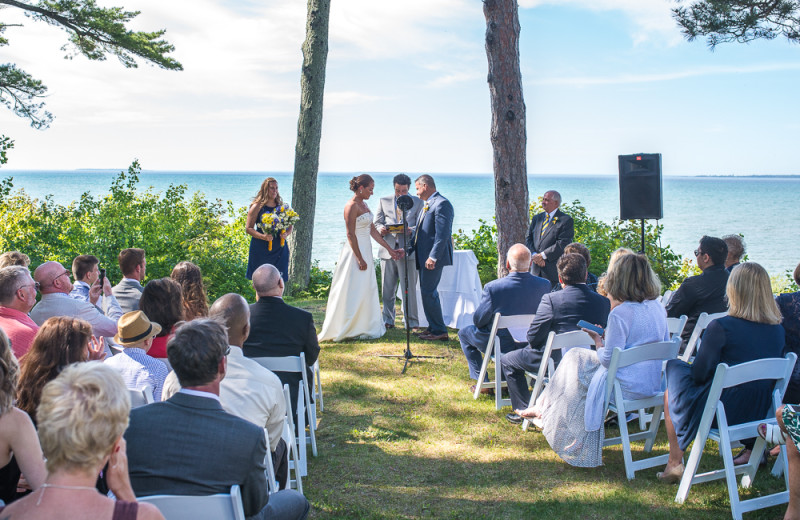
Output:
[423, 203, 430, 211]
[552, 217, 558, 224]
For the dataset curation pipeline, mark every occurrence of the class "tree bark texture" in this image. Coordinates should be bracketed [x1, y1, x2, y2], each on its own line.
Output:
[484, 0, 529, 279]
[288, 0, 331, 293]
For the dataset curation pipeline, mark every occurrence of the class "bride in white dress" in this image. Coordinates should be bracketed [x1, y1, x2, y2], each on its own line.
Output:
[318, 175, 403, 342]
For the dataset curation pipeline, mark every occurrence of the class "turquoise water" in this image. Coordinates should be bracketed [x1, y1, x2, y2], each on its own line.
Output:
[2, 170, 798, 277]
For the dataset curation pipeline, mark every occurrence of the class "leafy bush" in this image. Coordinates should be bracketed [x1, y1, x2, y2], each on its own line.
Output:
[450, 199, 685, 290]
[453, 218, 498, 286]
[294, 260, 333, 299]
[0, 161, 253, 302]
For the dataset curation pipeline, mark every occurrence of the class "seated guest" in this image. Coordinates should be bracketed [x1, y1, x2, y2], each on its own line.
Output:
[722, 234, 746, 273]
[170, 261, 208, 321]
[778, 261, 800, 404]
[138, 278, 184, 359]
[658, 262, 784, 481]
[68, 254, 100, 302]
[244, 264, 320, 421]
[162, 294, 288, 488]
[31, 261, 123, 338]
[0, 329, 45, 504]
[0, 252, 30, 269]
[16, 317, 104, 425]
[565, 242, 598, 292]
[501, 253, 610, 424]
[773, 405, 800, 520]
[126, 319, 309, 520]
[0, 266, 39, 358]
[515, 253, 669, 466]
[112, 248, 146, 313]
[596, 248, 634, 297]
[104, 311, 168, 401]
[457, 244, 549, 394]
[0, 362, 163, 519]
[666, 236, 729, 346]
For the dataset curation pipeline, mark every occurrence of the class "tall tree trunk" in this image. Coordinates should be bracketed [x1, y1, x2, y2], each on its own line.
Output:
[287, 0, 331, 294]
[484, 0, 529, 279]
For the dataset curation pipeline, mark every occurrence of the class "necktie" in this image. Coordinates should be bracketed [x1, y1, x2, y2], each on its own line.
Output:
[540, 214, 551, 237]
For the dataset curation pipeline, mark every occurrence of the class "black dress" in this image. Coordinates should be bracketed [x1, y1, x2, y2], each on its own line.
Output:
[245, 205, 289, 281]
[0, 456, 21, 504]
[778, 291, 800, 402]
[665, 315, 785, 451]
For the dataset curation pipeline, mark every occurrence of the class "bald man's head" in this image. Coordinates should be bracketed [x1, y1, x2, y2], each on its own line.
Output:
[506, 243, 532, 272]
[252, 264, 284, 298]
[34, 261, 72, 295]
[208, 293, 250, 347]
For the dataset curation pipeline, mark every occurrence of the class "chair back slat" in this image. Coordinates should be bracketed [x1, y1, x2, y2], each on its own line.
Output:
[138, 485, 246, 520]
[604, 339, 680, 408]
[496, 314, 534, 343]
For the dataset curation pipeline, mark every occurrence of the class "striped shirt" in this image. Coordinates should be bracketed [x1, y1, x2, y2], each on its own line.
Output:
[105, 347, 169, 401]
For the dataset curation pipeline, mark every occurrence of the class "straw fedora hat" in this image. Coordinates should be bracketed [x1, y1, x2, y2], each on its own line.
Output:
[114, 311, 162, 347]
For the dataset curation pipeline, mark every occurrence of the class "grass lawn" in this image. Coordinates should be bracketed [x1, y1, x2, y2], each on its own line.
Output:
[293, 298, 787, 520]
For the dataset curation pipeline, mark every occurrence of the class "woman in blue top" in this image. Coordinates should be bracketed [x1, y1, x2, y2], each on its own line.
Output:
[246, 178, 292, 281]
[658, 262, 785, 482]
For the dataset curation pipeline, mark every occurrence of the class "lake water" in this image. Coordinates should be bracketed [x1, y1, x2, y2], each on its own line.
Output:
[2, 169, 797, 276]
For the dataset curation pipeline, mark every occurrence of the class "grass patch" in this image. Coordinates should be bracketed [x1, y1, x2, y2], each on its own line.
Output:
[299, 298, 786, 519]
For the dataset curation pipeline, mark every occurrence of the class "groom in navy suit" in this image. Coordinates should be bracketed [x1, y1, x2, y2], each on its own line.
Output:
[412, 174, 454, 341]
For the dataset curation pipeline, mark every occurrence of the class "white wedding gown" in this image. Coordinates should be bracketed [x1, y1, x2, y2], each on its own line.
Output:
[318, 211, 386, 342]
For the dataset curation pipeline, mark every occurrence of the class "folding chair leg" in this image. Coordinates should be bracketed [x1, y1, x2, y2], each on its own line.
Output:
[314, 362, 324, 412]
[676, 435, 705, 504]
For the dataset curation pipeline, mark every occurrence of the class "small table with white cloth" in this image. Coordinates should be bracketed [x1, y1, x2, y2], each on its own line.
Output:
[397, 249, 482, 330]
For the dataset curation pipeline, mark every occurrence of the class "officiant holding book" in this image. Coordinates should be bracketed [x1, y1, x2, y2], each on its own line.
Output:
[374, 174, 423, 330]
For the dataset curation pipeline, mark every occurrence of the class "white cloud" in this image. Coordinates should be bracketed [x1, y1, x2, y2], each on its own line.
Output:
[532, 62, 800, 86]
[519, 0, 681, 45]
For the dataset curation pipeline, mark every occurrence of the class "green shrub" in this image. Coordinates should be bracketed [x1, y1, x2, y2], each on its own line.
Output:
[0, 161, 253, 302]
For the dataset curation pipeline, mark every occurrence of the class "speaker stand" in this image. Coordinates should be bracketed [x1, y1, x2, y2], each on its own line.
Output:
[639, 219, 645, 255]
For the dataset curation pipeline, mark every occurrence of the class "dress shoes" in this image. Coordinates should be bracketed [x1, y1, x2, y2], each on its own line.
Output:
[506, 413, 523, 425]
[412, 328, 430, 336]
[419, 332, 449, 341]
[384, 323, 395, 329]
[470, 384, 494, 396]
[656, 463, 685, 483]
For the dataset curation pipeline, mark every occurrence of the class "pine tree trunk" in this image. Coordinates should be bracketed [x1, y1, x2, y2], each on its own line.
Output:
[484, 0, 529, 279]
[288, 0, 331, 294]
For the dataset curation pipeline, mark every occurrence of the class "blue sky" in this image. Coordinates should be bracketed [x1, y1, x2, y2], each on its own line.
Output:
[2, 0, 799, 175]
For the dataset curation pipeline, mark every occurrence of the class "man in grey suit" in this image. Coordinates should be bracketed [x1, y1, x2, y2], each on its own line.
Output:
[126, 319, 309, 520]
[112, 247, 146, 313]
[411, 174, 454, 341]
[374, 174, 423, 330]
[31, 261, 123, 338]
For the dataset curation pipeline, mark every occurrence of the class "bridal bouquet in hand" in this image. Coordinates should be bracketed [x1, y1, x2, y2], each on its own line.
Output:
[259, 206, 300, 250]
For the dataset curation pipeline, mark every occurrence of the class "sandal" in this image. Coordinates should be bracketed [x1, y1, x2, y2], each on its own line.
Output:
[758, 422, 787, 446]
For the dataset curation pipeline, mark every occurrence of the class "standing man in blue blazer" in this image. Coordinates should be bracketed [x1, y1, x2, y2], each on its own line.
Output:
[412, 175, 454, 342]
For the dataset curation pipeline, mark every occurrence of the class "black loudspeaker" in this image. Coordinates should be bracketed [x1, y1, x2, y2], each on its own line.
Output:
[618, 153, 663, 220]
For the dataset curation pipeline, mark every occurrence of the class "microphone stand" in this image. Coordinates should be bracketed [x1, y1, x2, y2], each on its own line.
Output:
[378, 202, 444, 374]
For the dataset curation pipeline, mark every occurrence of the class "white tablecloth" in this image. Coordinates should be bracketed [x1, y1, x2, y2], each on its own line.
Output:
[398, 250, 483, 330]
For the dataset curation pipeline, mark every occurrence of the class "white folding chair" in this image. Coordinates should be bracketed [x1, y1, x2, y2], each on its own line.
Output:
[675, 353, 797, 520]
[264, 428, 278, 494]
[667, 315, 688, 341]
[679, 311, 727, 362]
[282, 384, 304, 491]
[473, 313, 535, 410]
[602, 338, 680, 479]
[660, 289, 674, 307]
[312, 360, 323, 412]
[138, 484, 246, 520]
[522, 330, 594, 432]
[252, 353, 317, 463]
[129, 385, 155, 408]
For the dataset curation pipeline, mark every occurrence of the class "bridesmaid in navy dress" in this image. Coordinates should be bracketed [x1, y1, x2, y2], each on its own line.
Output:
[246, 177, 292, 281]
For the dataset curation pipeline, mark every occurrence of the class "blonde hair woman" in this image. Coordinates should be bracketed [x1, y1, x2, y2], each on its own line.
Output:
[0, 329, 45, 504]
[658, 262, 785, 482]
[515, 254, 669, 467]
[597, 247, 635, 297]
[0, 362, 163, 519]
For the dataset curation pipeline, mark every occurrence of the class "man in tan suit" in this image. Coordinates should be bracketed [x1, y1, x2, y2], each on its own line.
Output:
[374, 174, 423, 330]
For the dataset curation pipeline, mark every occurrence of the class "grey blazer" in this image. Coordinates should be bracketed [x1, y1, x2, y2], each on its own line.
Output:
[125, 392, 269, 518]
[30, 292, 122, 337]
[112, 278, 144, 313]
[373, 194, 423, 260]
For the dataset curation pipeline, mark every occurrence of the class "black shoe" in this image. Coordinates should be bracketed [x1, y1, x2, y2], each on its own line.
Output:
[384, 323, 395, 329]
[506, 413, 523, 425]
